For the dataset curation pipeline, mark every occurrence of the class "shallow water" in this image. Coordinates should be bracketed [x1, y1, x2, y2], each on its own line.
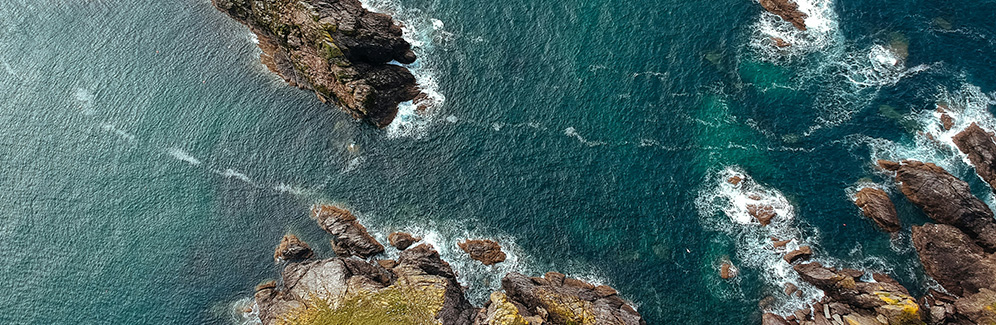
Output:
[0, 0, 994, 323]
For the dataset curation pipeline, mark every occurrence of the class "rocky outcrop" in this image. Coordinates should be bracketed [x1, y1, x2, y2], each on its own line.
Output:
[273, 234, 314, 261]
[251, 208, 644, 325]
[213, 0, 420, 127]
[891, 160, 996, 251]
[312, 205, 384, 258]
[748, 204, 777, 226]
[911, 224, 996, 297]
[388, 231, 419, 250]
[458, 239, 507, 266]
[853, 187, 901, 232]
[792, 262, 923, 324]
[757, 0, 808, 31]
[783, 246, 812, 264]
[496, 272, 646, 325]
[953, 123, 996, 192]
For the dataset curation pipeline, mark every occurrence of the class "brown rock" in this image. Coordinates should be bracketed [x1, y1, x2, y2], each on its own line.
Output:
[784, 283, 799, 296]
[273, 234, 314, 261]
[502, 272, 643, 324]
[748, 204, 777, 226]
[953, 123, 996, 193]
[772, 37, 792, 48]
[729, 175, 743, 185]
[773, 238, 793, 249]
[941, 113, 954, 131]
[763, 312, 791, 325]
[853, 188, 901, 232]
[953, 288, 996, 324]
[376, 259, 397, 269]
[877, 159, 901, 171]
[784, 246, 813, 264]
[312, 205, 385, 258]
[544, 271, 566, 285]
[911, 224, 996, 296]
[894, 160, 996, 251]
[721, 262, 738, 279]
[387, 232, 419, 250]
[758, 0, 808, 30]
[458, 239, 507, 265]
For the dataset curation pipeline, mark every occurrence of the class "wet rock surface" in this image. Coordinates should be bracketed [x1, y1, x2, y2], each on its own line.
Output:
[312, 205, 385, 258]
[953, 122, 996, 192]
[853, 187, 901, 232]
[212, 0, 420, 127]
[388, 231, 419, 250]
[757, 0, 808, 30]
[273, 234, 314, 262]
[458, 239, 507, 265]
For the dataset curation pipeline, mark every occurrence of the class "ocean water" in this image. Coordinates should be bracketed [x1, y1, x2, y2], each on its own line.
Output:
[1, 0, 995, 323]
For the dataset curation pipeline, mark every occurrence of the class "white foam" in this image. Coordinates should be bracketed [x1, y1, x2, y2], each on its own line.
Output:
[217, 168, 253, 183]
[749, 0, 839, 59]
[564, 127, 606, 147]
[73, 87, 96, 115]
[1, 58, 14, 76]
[273, 183, 311, 196]
[341, 156, 365, 173]
[166, 147, 201, 165]
[696, 167, 823, 314]
[843, 44, 932, 88]
[100, 123, 136, 142]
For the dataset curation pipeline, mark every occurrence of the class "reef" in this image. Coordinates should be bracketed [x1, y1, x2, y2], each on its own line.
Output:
[247, 205, 645, 325]
[758, 160, 996, 325]
[212, 0, 421, 127]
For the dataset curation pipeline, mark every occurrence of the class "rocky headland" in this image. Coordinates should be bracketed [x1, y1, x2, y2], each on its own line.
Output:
[213, 0, 421, 127]
[758, 159, 996, 325]
[247, 204, 645, 325]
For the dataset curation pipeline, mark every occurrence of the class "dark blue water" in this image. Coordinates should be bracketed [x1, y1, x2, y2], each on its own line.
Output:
[0, 0, 994, 323]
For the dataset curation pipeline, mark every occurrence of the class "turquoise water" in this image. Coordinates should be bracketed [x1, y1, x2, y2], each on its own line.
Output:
[1, 0, 995, 323]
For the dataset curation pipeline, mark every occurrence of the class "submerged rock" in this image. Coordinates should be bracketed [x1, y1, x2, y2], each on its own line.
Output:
[892, 160, 996, 251]
[853, 187, 901, 232]
[953, 123, 996, 192]
[273, 234, 314, 262]
[312, 205, 385, 258]
[212, 0, 420, 127]
[387, 231, 419, 250]
[757, 0, 808, 31]
[458, 239, 507, 265]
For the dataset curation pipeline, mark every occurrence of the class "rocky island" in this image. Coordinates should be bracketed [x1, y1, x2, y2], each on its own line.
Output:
[248, 205, 645, 325]
[213, 0, 422, 127]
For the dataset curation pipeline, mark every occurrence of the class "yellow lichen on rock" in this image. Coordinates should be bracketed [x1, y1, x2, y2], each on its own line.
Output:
[536, 288, 596, 324]
[276, 279, 445, 325]
[486, 292, 531, 325]
[874, 291, 924, 325]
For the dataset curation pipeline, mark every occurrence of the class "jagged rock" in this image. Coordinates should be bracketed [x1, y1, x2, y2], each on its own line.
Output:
[312, 205, 385, 258]
[911, 224, 996, 296]
[771, 37, 791, 48]
[395, 244, 478, 324]
[784, 283, 799, 296]
[953, 288, 996, 324]
[721, 262, 738, 279]
[784, 246, 812, 264]
[748, 204, 777, 226]
[877, 159, 901, 171]
[273, 234, 314, 261]
[763, 313, 791, 325]
[758, 0, 808, 30]
[953, 123, 996, 192]
[772, 238, 792, 249]
[388, 231, 419, 250]
[794, 262, 925, 324]
[853, 188, 901, 232]
[458, 239, 507, 265]
[893, 160, 996, 251]
[729, 175, 743, 185]
[941, 114, 954, 131]
[213, 0, 420, 127]
[500, 272, 645, 325]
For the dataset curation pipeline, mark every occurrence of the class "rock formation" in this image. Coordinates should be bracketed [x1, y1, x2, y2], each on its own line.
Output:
[911, 224, 996, 297]
[458, 239, 507, 266]
[853, 187, 901, 232]
[388, 231, 419, 250]
[249, 208, 644, 325]
[273, 234, 314, 261]
[212, 0, 420, 127]
[890, 160, 996, 251]
[757, 0, 808, 31]
[953, 122, 996, 192]
[312, 205, 385, 258]
[790, 262, 923, 325]
[748, 204, 777, 226]
[782, 246, 812, 264]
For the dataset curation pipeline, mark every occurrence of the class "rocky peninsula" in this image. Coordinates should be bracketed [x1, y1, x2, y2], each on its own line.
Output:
[213, 0, 421, 127]
[248, 205, 645, 325]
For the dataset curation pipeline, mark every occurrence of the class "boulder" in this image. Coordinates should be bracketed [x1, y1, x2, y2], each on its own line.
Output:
[953, 122, 996, 192]
[273, 234, 314, 261]
[312, 205, 385, 258]
[458, 239, 507, 265]
[212, 0, 420, 127]
[720, 262, 738, 279]
[783, 246, 812, 264]
[748, 204, 777, 226]
[757, 0, 808, 30]
[388, 232, 419, 250]
[911, 224, 996, 296]
[853, 188, 901, 232]
[499, 272, 645, 325]
[940, 114, 954, 131]
[893, 160, 996, 251]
